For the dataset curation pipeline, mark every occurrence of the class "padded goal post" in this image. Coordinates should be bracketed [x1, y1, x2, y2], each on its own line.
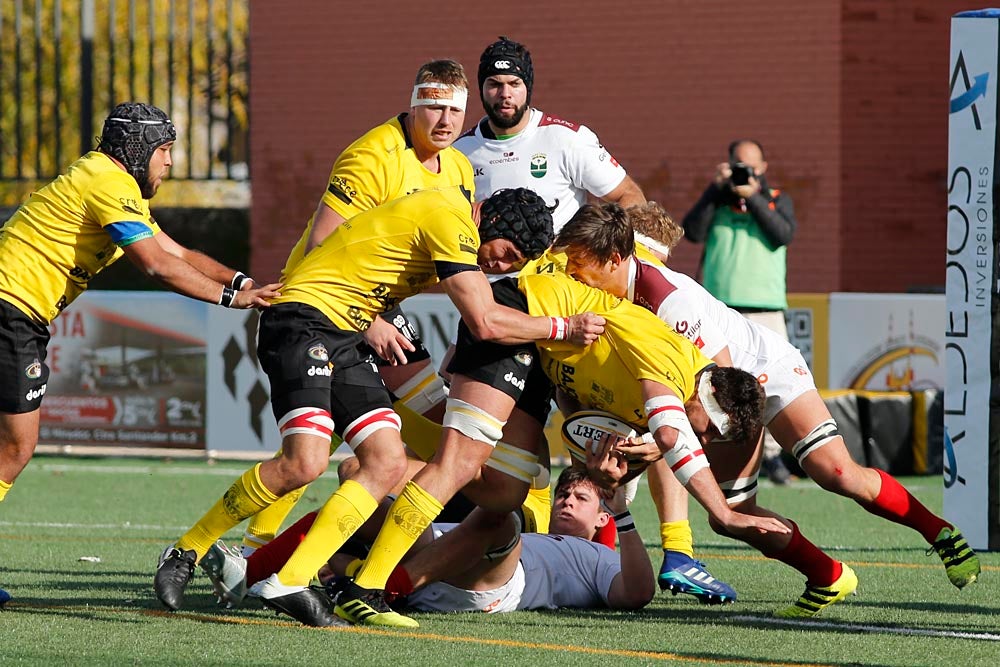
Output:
[947, 10, 1000, 551]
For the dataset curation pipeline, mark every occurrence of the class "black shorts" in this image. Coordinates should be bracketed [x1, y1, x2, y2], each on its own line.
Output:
[376, 305, 431, 367]
[446, 278, 553, 425]
[0, 298, 51, 413]
[257, 303, 393, 436]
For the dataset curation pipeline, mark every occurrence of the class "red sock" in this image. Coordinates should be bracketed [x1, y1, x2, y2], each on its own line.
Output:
[859, 469, 949, 543]
[246, 511, 318, 586]
[766, 522, 841, 586]
[384, 565, 414, 602]
[593, 520, 617, 550]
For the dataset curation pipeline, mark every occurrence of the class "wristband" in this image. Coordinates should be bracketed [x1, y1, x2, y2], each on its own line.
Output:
[219, 286, 237, 308]
[613, 511, 635, 533]
[231, 271, 253, 290]
[547, 316, 569, 341]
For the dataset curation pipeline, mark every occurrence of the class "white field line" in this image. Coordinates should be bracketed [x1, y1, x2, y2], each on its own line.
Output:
[731, 615, 1000, 641]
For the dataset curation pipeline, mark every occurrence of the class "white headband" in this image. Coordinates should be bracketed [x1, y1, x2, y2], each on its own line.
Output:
[410, 83, 467, 111]
[698, 371, 731, 438]
[634, 232, 672, 260]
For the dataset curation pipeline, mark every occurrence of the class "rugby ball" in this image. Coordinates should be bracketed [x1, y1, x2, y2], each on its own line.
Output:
[560, 410, 647, 471]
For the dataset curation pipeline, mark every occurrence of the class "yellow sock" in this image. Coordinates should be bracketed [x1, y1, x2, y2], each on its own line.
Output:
[243, 484, 307, 550]
[660, 520, 694, 557]
[277, 479, 378, 586]
[0, 478, 11, 502]
[177, 463, 279, 560]
[395, 402, 443, 462]
[521, 486, 551, 534]
[354, 481, 443, 590]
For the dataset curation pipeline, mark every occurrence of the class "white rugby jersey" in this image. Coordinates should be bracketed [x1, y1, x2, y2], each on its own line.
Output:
[515, 533, 620, 610]
[628, 256, 791, 377]
[454, 108, 627, 232]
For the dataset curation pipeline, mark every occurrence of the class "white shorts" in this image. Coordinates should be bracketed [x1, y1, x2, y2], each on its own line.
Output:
[407, 560, 525, 614]
[756, 348, 816, 424]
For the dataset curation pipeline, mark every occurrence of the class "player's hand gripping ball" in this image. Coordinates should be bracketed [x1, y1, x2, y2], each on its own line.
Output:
[560, 410, 648, 472]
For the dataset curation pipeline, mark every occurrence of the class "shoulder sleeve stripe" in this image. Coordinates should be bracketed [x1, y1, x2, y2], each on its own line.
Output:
[105, 220, 155, 247]
[435, 261, 480, 280]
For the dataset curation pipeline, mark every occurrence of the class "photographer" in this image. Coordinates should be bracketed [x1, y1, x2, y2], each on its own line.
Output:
[682, 139, 797, 484]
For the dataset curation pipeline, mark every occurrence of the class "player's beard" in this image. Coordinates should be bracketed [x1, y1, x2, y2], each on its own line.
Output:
[140, 175, 157, 199]
[486, 99, 529, 130]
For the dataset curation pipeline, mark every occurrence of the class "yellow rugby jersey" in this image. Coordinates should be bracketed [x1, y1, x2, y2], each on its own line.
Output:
[276, 186, 479, 331]
[0, 151, 160, 324]
[281, 114, 475, 279]
[518, 271, 712, 430]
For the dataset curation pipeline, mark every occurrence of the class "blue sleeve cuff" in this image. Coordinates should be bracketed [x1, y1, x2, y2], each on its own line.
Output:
[106, 220, 155, 247]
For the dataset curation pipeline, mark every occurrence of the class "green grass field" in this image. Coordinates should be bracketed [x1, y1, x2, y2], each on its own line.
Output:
[2, 455, 998, 666]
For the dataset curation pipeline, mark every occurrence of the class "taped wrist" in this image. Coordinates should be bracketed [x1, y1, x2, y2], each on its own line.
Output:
[613, 511, 636, 533]
[219, 286, 237, 308]
[231, 271, 253, 290]
[547, 316, 569, 341]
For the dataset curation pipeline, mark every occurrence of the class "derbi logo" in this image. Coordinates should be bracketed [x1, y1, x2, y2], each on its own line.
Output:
[950, 50, 989, 130]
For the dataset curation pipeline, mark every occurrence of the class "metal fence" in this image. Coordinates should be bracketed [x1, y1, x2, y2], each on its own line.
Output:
[0, 0, 249, 182]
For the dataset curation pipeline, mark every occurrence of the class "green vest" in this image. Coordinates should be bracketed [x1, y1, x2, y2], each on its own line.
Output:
[702, 197, 787, 310]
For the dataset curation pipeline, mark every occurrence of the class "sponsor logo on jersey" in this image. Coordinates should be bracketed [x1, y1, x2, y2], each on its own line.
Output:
[328, 176, 356, 205]
[794, 366, 809, 376]
[307, 364, 333, 377]
[307, 344, 329, 362]
[474, 167, 485, 177]
[538, 115, 579, 131]
[530, 153, 547, 178]
[119, 197, 143, 215]
[503, 371, 525, 390]
[514, 351, 533, 366]
[488, 151, 519, 165]
[25, 383, 47, 402]
[25, 359, 42, 379]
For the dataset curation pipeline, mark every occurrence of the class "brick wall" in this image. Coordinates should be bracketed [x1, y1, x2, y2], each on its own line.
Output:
[250, 0, 970, 293]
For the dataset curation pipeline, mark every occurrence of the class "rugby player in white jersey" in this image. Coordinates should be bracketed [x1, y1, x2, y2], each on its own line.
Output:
[556, 201, 981, 615]
[453, 36, 644, 234]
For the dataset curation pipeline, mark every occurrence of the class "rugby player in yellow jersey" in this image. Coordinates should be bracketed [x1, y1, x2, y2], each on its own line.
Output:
[0, 102, 279, 607]
[154, 186, 605, 625]
[240, 60, 476, 555]
[335, 270, 791, 627]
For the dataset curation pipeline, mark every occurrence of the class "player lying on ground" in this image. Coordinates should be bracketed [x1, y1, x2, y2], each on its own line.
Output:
[201, 446, 655, 617]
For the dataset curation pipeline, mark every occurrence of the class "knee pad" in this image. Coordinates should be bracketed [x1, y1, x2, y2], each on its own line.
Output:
[442, 397, 506, 447]
[393, 364, 449, 416]
[342, 407, 401, 450]
[792, 419, 839, 465]
[485, 441, 542, 485]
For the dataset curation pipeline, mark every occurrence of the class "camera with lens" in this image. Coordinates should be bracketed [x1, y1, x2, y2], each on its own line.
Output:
[729, 162, 754, 186]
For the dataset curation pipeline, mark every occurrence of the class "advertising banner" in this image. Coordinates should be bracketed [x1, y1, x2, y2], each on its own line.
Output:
[946, 11, 1000, 550]
[38, 292, 208, 449]
[828, 293, 945, 391]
